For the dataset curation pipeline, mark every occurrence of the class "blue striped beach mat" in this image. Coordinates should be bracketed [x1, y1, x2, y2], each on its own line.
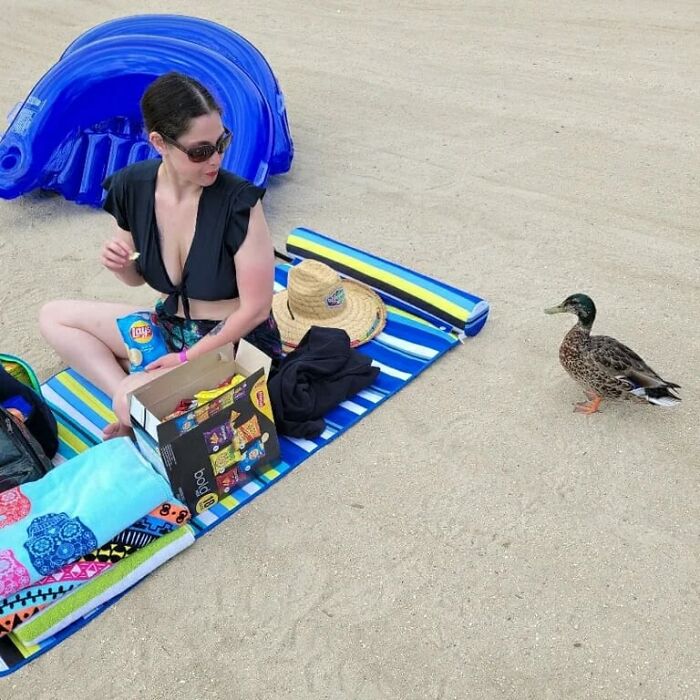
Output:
[0, 237, 488, 675]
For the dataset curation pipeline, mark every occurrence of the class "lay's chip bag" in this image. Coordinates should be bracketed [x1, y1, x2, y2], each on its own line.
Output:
[116, 311, 169, 372]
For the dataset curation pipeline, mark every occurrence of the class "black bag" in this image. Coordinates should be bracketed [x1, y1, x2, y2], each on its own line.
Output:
[0, 406, 54, 492]
[0, 357, 58, 492]
[0, 362, 58, 459]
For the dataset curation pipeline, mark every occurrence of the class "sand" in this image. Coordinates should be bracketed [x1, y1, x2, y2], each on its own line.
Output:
[1, 1, 699, 698]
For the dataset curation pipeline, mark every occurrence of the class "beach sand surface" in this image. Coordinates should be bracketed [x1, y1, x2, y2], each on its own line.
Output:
[0, 1, 698, 698]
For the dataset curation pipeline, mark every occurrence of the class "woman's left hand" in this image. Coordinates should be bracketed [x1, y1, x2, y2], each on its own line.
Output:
[145, 353, 183, 372]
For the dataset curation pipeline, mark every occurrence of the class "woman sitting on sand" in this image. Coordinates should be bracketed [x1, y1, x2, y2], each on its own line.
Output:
[40, 71, 282, 438]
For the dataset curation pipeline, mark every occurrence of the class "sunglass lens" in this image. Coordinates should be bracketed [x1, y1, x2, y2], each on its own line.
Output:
[186, 130, 231, 162]
[218, 131, 232, 154]
[188, 145, 215, 163]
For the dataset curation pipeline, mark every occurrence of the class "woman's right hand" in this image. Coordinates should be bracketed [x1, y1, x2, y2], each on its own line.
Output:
[101, 238, 135, 272]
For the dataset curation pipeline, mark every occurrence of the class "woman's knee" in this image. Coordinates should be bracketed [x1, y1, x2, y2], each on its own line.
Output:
[38, 299, 71, 338]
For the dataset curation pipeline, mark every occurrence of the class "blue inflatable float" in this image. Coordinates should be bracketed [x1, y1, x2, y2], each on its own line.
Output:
[0, 16, 292, 207]
[61, 15, 293, 176]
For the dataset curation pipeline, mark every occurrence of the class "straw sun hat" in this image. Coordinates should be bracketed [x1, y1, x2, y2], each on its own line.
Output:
[272, 260, 386, 352]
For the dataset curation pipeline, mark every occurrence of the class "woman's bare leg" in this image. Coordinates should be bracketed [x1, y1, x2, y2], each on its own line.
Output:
[39, 299, 143, 436]
[111, 366, 177, 428]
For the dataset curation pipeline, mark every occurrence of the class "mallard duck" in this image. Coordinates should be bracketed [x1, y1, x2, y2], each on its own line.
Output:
[545, 293, 681, 413]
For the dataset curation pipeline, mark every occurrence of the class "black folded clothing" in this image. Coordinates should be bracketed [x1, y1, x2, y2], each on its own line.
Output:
[268, 326, 380, 438]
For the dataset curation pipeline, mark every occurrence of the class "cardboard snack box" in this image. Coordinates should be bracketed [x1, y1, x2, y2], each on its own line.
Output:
[129, 341, 280, 515]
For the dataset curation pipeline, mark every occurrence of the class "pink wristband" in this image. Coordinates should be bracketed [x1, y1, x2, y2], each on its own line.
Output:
[178, 349, 188, 363]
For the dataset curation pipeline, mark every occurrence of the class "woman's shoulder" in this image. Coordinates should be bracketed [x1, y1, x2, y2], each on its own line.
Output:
[214, 170, 265, 209]
[102, 159, 160, 191]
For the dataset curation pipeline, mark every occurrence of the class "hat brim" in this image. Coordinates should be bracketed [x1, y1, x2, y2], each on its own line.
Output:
[272, 278, 386, 353]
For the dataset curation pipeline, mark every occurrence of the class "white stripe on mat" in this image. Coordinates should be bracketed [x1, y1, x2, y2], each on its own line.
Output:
[320, 426, 336, 440]
[356, 389, 384, 404]
[42, 385, 103, 440]
[370, 361, 412, 381]
[195, 510, 217, 527]
[241, 481, 263, 496]
[339, 400, 366, 415]
[376, 332, 438, 359]
[286, 436, 317, 452]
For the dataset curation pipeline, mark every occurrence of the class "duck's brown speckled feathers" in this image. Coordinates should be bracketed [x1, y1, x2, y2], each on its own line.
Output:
[546, 294, 681, 413]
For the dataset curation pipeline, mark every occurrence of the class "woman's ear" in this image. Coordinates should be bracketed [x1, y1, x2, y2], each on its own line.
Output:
[149, 131, 167, 156]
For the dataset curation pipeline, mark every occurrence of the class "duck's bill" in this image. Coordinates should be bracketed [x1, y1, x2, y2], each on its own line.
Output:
[544, 304, 565, 314]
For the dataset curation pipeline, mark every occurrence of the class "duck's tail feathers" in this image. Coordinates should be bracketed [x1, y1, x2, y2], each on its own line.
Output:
[628, 383, 682, 407]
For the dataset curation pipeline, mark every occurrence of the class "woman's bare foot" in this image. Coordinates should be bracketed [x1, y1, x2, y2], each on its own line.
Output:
[102, 421, 134, 441]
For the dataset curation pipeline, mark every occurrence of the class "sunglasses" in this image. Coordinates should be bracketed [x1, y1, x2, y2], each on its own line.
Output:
[161, 127, 232, 163]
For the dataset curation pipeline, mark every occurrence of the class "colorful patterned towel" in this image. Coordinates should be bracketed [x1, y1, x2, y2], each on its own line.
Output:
[0, 501, 189, 637]
[12, 524, 195, 646]
[0, 438, 171, 600]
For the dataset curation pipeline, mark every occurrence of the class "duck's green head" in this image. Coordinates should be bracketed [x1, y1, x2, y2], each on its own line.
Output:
[545, 293, 596, 327]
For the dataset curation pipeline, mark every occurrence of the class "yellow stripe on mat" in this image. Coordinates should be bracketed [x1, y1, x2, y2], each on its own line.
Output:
[57, 424, 90, 455]
[287, 235, 469, 323]
[55, 373, 117, 424]
[386, 305, 436, 328]
[218, 495, 239, 511]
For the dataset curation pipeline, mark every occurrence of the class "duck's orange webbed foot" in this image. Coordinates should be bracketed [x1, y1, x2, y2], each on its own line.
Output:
[573, 391, 602, 414]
